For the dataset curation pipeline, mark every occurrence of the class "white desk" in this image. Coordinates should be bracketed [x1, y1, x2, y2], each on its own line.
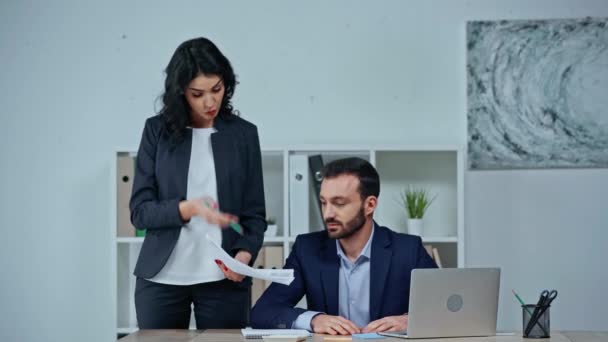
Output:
[119, 329, 608, 342]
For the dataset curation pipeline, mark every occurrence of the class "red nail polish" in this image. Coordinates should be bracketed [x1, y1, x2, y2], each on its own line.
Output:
[223, 266, 228, 271]
[214, 259, 220, 265]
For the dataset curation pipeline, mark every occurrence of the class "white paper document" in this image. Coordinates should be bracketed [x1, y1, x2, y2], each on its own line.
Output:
[205, 234, 294, 285]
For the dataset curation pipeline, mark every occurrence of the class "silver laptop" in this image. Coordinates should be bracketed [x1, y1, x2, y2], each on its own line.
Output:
[380, 268, 500, 339]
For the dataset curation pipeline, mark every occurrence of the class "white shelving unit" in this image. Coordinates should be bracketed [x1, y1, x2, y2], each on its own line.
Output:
[256, 145, 465, 267]
[111, 144, 464, 336]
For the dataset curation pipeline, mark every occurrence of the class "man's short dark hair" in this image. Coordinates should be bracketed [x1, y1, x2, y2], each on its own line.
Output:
[321, 157, 380, 200]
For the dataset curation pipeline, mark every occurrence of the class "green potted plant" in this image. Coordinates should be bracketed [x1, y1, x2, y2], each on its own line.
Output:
[265, 216, 278, 237]
[400, 186, 436, 236]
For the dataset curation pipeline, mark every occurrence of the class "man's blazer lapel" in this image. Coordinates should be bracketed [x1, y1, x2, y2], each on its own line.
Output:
[320, 237, 340, 315]
[370, 224, 392, 321]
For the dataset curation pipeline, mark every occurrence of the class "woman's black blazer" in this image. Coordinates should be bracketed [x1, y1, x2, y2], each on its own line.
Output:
[129, 114, 266, 283]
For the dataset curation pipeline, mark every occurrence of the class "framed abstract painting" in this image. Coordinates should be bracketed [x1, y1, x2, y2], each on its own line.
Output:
[467, 17, 608, 169]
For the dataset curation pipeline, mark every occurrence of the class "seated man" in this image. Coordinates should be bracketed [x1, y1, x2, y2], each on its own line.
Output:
[250, 157, 437, 335]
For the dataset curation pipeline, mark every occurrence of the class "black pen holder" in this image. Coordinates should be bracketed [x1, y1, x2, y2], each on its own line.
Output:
[522, 304, 550, 338]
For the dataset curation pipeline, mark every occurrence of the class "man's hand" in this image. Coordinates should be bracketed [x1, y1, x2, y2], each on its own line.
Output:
[215, 250, 252, 282]
[310, 314, 361, 335]
[362, 315, 408, 333]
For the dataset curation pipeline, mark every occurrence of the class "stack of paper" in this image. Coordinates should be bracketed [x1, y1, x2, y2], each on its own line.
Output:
[206, 234, 294, 285]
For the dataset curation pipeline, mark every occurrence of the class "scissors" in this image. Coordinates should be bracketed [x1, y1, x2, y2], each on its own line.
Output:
[525, 289, 558, 336]
[539, 289, 558, 307]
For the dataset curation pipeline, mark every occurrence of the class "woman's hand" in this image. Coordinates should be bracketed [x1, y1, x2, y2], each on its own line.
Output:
[215, 250, 252, 282]
[179, 197, 238, 227]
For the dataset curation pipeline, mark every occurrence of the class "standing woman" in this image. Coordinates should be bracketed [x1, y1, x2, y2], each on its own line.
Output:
[130, 37, 266, 329]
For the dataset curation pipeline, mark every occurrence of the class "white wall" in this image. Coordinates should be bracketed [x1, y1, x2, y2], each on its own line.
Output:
[1, 0, 606, 340]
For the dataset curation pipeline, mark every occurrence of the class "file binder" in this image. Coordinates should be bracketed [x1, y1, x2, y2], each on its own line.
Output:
[288, 155, 309, 236]
[251, 248, 266, 306]
[308, 154, 325, 230]
[117, 154, 136, 237]
[263, 246, 284, 288]
[432, 247, 443, 268]
[423, 244, 434, 259]
[308, 154, 324, 201]
[251, 246, 285, 306]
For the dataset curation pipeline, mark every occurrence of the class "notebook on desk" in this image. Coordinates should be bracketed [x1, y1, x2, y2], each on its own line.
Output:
[379, 268, 500, 339]
[241, 328, 311, 339]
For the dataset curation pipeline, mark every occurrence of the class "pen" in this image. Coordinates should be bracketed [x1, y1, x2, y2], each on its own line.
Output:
[203, 199, 243, 235]
[511, 289, 528, 308]
[228, 221, 243, 235]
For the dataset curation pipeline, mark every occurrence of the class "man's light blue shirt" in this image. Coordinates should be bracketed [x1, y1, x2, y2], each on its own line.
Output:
[292, 226, 375, 330]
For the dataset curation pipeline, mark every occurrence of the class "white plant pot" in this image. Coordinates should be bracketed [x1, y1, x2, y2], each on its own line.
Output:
[265, 224, 278, 237]
[407, 218, 423, 236]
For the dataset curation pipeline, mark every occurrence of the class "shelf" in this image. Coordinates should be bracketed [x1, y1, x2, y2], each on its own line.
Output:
[117, 327, 138, 334]
[277, 235, 456, 243]
[263, 236, 285, 243]
[261, 144, 461, 152]
[117, 237, 144, 243]
[117, 236, 297, 244]
[421, 236, 458, 243]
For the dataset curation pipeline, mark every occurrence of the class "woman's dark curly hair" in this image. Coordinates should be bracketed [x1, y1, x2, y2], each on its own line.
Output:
[159, 37, 238, 140]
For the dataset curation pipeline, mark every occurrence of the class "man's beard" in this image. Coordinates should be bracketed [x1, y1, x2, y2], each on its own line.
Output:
[326, 206, 366, 240]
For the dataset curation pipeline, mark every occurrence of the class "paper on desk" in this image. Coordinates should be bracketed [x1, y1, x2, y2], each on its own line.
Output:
[206, 234, 294, 285]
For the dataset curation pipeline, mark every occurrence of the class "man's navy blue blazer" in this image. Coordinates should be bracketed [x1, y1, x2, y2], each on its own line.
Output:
[129, 114, 266, 284]
[250, 224, 437, 329]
